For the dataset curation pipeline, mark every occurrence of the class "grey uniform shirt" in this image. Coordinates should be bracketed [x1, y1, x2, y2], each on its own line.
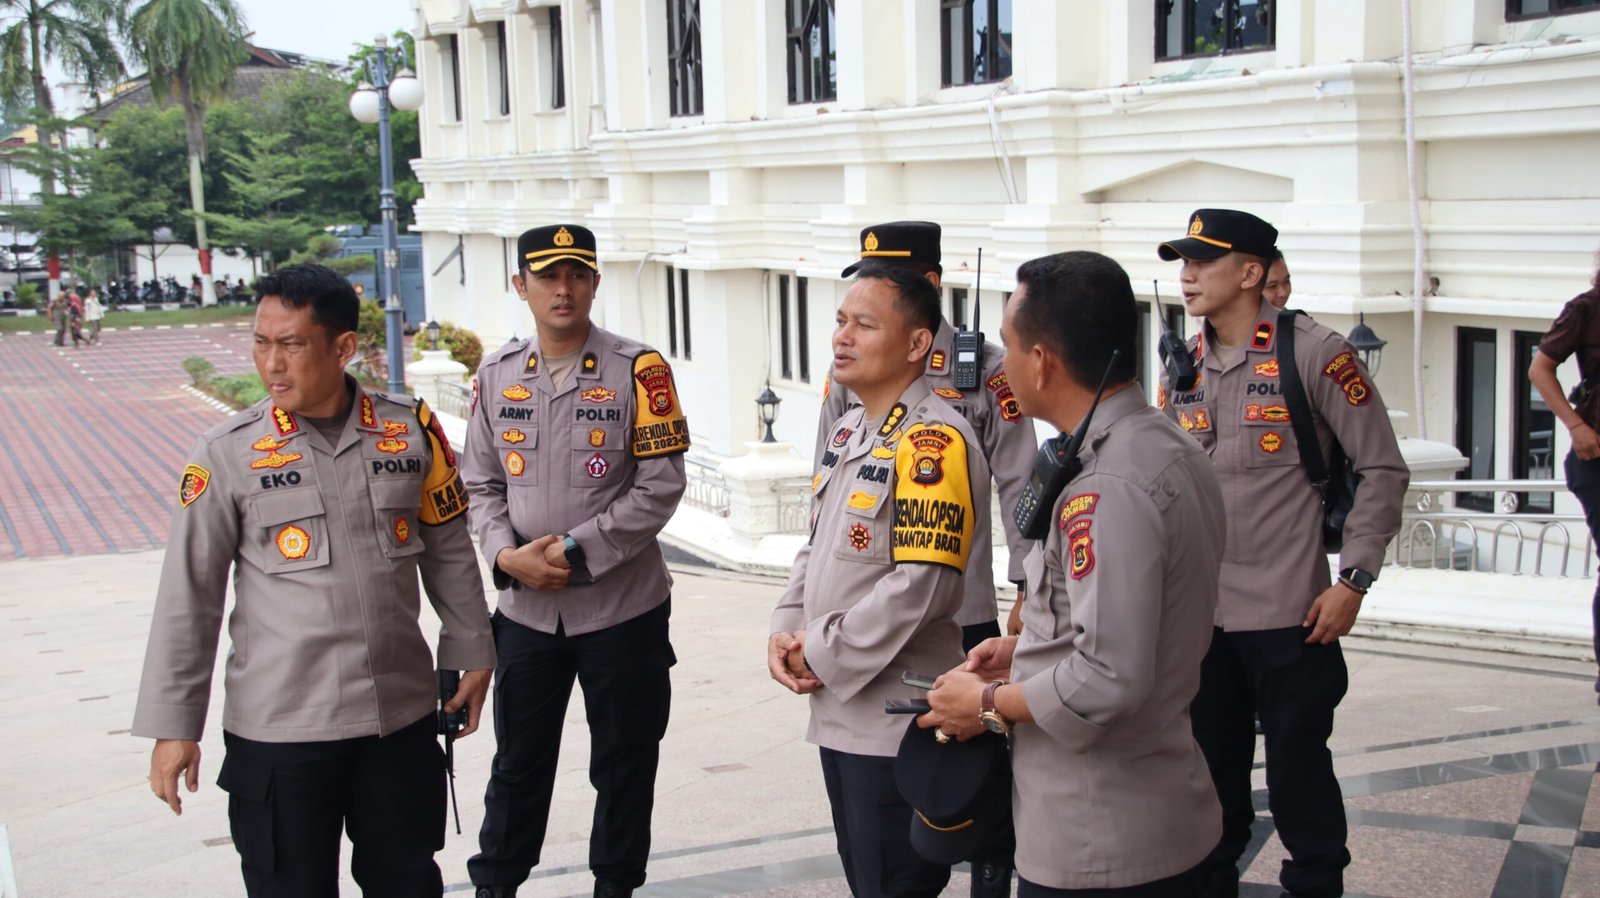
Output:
[816, 320, 1035, 626]
[1011, 387, 1224, 890]
[776, 378, 992, 756]
[1161, 299, 1410, 631]
[132, 386, 496, 743]
[463, 325, 689, 635]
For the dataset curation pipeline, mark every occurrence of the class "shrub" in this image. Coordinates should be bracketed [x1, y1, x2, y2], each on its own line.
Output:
[211, 373, 269, 407]
[182, 356, 217, 386]
[14, 283, 39, 309]
[415, 321, 483, 373]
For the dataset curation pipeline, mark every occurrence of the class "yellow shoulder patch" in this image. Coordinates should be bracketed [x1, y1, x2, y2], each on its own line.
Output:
[891, 423, 974, 571]
[179, 463, 210, 507]
[416, 398, 468, 525]
[631, 351, 691, 458]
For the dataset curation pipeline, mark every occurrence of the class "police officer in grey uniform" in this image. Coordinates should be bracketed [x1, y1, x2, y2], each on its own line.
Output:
[819, 222, 1036, 648]
[1156, 210, 1409, 898]
[133, 263, 496, 898]
[463, 225, 688, 898]
[772, 263, 991, 897]
[920, 250, 1226, 896]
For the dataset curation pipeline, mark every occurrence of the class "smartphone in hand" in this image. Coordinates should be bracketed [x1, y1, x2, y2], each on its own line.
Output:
[884, 698, 932, 714]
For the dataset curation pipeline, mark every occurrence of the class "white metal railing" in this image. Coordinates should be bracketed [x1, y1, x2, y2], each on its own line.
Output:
[1390, 479, 1594, 578]
[434, 381, 472, 420]
[774, 475, 814, 533]
[683, 454, 731, 517]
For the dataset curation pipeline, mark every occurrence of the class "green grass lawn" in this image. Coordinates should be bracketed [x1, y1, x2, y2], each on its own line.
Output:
[0, 304, 257, 334]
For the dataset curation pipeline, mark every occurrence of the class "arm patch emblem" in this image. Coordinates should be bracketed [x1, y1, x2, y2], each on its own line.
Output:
[631, 351, 691, 458]
[179, 463, 210, 507]
[416, 398, 468, 524]
[891, 423, 974, 571]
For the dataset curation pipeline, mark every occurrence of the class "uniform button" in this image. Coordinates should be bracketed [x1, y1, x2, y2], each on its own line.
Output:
[1163, 481, 1177, 497]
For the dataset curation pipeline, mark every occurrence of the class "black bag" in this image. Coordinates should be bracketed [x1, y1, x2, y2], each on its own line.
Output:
[1276, 310, 1361, 553]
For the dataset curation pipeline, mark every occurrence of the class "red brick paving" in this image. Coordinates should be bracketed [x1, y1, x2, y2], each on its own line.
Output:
[0, 325, 256, 560]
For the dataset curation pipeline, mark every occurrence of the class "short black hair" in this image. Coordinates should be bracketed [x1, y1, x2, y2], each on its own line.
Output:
[255, 264, 360, 337]
[855, 260, 941, 335]
[1012, 251, 1137, 389]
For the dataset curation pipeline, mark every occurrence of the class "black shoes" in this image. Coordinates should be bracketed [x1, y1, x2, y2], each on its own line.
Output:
[594, 880, 634, 898]
[972, 861, 1013, 898]
[475, 889, 515, 898]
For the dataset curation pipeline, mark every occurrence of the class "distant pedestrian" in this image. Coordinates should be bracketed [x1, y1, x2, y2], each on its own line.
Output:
[67, 287, 85, 348]
[1264, 249, 1293, 310]
[48, 293, 68, 346]
[353, 281, 366, 300]
[84, 289, 105, 345]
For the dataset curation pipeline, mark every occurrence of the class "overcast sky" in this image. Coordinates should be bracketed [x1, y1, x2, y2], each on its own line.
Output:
[237, 0, 414, 64]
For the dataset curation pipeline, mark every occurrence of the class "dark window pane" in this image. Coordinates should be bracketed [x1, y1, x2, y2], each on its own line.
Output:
[950, 287, 968, 330]
[1156, 0, 1275, 60]
[797, 276, 811, 382]
[666, 266, 678, 358]
[448, 35, 462, 121]
[551, 7, 566, 110]
[667, 0, 704, 116]
[680, 269, 692, 360]
[1455, 327, 1497, 512]
[778, 275, 793, 380]
[496, 22, 511, 116]
[1514, 331, 1556, 513]
[787, 0, 837, 103]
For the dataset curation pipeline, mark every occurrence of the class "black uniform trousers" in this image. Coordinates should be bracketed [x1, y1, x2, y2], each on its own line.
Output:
[1018, 859, 1205, 897]
[960, 619, 1016, 876]
[469, 600, 674, 891]
[1564, 451, 1600, 696]
[820, 747, 951, 898]
[217, 713, 446, 898]
[1191, 626, 1350, 898]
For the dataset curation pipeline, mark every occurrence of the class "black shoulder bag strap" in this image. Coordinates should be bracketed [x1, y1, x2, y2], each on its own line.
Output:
[1275, 309, 1328, 492]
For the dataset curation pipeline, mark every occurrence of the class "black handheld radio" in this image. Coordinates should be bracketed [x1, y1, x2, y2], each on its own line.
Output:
[1013, 350, 1122, 540]
[953, 247, 984, 390]
[436, 669, 469, 835]
[1153, 280, 1198, 392]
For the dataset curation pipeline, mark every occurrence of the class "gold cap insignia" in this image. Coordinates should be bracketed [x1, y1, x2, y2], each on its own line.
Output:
[1189, 216, 1204, 237]
[553, 227, 575, 247]
[863, 231, 879, 252]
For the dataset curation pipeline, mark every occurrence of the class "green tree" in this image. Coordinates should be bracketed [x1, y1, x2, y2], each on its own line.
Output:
[206, 128, 316, 269]
[286, 232, 373, 277]
[125, 0, 248, 275]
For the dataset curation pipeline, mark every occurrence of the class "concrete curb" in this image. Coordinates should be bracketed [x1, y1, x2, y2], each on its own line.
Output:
[181, 384, 238, 417]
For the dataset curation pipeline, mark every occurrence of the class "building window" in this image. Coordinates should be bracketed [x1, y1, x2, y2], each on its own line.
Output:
[666, 0, 703, 116]
[1514, 331, 1556, 514]
[941, 0, 1012, 87]
[1156, 0, 1275, 61]
[949, 287, 969, 330]
[775, 274, 811, 383]
[446, 35, 462, 121]
[1455, 327, 1498, 512]
[493, 23, 511, 116]
[666, 266, 692, 360]
[1508, 0, 1600, 19]
[786, 0, 836, 103]
[550, 7, 566, 110]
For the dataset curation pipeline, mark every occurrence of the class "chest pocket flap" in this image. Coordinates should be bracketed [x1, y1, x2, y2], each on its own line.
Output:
[248, 488, 331, 573]
[832, 480, 891, 565]
[370, 479, 426, 558]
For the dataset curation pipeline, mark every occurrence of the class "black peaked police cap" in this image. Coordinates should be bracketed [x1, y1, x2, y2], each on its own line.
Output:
[893, 719, 1009, 865]
[841, 220, 942, 278]
[518, 224, 599, 272]
[1157, 208, 1278, 262]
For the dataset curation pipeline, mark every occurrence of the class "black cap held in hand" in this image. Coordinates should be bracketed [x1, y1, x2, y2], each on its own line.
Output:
[893, 719, 1008, 865]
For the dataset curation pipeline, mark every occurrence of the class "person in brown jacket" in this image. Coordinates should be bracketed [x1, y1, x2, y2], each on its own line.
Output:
[771, 263, 991, 897]
[132, 263, 496, 898]
[461, 225, 689, 898]
[1529, 252, 1600, 700]
[1157, 209, 1409, 898]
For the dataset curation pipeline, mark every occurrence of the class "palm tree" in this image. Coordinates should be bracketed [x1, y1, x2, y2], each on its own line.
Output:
[125, 0, 246, 278]
[0, 0, 128, 293]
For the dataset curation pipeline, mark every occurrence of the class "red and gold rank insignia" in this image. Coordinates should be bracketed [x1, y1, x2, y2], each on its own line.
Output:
[634, 360, 677, 416]
[1259, 432, 1284, 454]
[1157, 387, 1167, 409]
[1192, 409, 1211, 431]
[1067, 519, 1095, 580]
[907, 427, 953, 486]
[1254, 359, 1280, 378]
[526, 354, 539, 373]
[1179, 410, 1195, 432]
[275, 524, 311, 560]
[847, 491, 878, 511]
[1057, 493, 1099, 529]
[1322, 352, 1358, 385]
[179, 463, 210, 507]
[271, 406, 298, 437]
[589, 428, 606, 448]
[580, 386, 617, 403]
[822, 373, 831, 399]
[1344, 376, 1372, 406]
[250, 450, 303, 470]
[811, 472, 824, 494]
[393, 516, 410, 545]
[506, 451, 526, 477]
[359, 395, 377, 429]
[934, 388, 964, 400]
[848, 523, 872, 552]
[375, 436, 408, 455]
[1261, 405, 1290, 423]
[929, 350, 946, 371]
[381, 419, 410, 437]
[586, 453, 610, 478]
[502, 384, 533, 401]
[251, 434, 289, 452]
[1251, 321, 1273, 350]
[1244, 403, 1263, 422]
[501, 428, 527, 445]
[582, 352, 598, 373]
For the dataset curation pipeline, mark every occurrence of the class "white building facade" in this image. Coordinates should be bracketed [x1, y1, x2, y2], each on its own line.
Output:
[408, 0, 1600, 515]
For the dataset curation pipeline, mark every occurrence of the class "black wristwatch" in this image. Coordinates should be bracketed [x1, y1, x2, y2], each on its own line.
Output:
[1338, 567, 1375, 593]
[562, 533, 586, 569]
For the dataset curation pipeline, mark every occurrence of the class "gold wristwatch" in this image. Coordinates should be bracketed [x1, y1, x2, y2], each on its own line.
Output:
[979, 681, 1011, 736]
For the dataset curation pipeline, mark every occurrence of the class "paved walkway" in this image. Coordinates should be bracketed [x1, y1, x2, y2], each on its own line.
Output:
[0, 327, 251, 560]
